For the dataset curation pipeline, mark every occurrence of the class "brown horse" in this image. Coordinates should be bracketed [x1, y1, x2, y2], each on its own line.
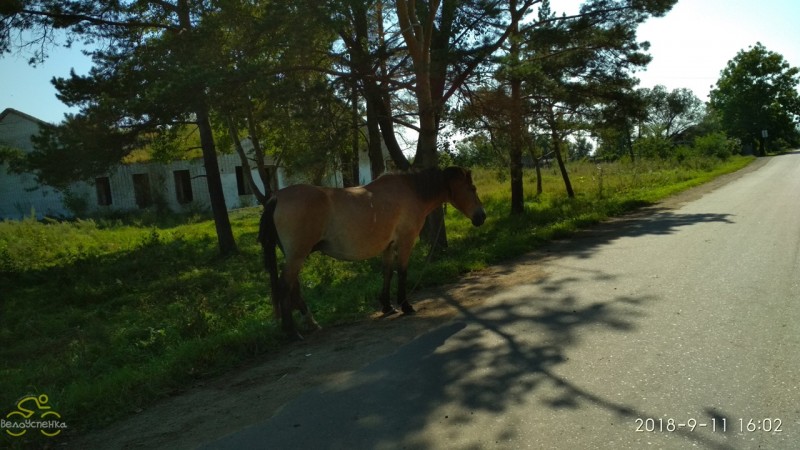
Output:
[259, 166, 486, 340]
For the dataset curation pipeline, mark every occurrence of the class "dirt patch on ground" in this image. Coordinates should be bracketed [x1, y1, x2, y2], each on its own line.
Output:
[69, 158, 767, 450]
[68, 259, 546, 450]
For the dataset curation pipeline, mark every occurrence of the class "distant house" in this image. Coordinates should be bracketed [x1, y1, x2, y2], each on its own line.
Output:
[0, 108, 69, 219]
[0, 108, 386, 220]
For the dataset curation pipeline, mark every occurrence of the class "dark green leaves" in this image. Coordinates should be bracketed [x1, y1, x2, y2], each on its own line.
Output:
[709, 43, 800, 152]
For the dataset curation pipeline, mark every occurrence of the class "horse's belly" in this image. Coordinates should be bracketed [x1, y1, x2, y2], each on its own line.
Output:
[317, 232, 392, 261]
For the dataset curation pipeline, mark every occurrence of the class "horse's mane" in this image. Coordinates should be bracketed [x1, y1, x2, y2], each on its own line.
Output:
[398, 167, 463, 202]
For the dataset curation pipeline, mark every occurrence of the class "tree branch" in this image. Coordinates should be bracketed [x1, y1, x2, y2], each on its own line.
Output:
[19, 8, 179, 32]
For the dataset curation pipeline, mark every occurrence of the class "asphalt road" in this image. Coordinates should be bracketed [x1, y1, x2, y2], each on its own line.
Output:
[203, 153, 800, 450]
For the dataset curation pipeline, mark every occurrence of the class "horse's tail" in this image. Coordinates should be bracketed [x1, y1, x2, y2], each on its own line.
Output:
[259, 196, 282, 319]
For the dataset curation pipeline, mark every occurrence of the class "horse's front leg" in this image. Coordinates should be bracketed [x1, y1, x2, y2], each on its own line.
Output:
[397, 267, 414, 314]
[292, 285, 321, 332]
[379, 245, 398, 316]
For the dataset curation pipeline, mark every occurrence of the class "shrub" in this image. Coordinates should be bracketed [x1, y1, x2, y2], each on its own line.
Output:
[672, 145, 695, 164]
[633, 135, 673, 159]
[693, 132, 738, 159]
[63, 189, 90, 217]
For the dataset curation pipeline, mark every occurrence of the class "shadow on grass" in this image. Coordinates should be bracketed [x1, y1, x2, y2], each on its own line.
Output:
[0, 230, 275, 436]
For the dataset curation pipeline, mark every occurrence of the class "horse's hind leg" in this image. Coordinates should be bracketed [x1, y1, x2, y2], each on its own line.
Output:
[379, 245, 398, 316]
[279, 282, 302, 341]
[396, 239, 415, 315]
[280, 259, 306, 341]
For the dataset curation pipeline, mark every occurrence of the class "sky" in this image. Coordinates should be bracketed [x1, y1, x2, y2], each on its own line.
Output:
[1, 0, 799, 125]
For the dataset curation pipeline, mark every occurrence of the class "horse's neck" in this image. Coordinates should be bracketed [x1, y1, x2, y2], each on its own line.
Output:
[418, 187, 448, 217]
[368, 172, 449, 214]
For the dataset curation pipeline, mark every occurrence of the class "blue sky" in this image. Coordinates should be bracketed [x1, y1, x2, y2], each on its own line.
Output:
[634, 0, 800, 100]
[1, 1, 799, 124]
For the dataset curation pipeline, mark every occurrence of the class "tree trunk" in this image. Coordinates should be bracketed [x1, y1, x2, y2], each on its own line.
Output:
[176, 0, 236, 254]
[413, 105, 448, 251]
[245, 105, 274, 196]
[626, 121, 635, 162]
[227, 116, 268, 205]
[343, 0, 409, 172]
[341, 84, 359, 187]
[366, 87, 410, 170]
[414, 113, 439, 169]
[369, 0, 388, 180]
[396, 0, 448, 251]
[535, 156, 543, 196]
[552, 128, 575, 198]
[352, 87, 361, 185]
[395, 0, 439, 171]
[509, 143, 524, 214]
[508, 0, 524, 215]
[197, 106, 238, 255]
[527, 145, 543, 196]
[365, 95, 385, 180]
[412, 113, 448, 250]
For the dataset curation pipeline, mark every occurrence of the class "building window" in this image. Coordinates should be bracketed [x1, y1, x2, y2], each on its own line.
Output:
[235, 166, 252, 196]
[173, 170, 193, 204]
[95, 177, 112, 206]
[132, 173, 152, 208]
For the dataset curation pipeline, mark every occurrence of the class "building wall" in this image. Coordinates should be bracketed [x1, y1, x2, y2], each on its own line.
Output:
[75, 154, 278, 216]
[1, 108, 390, 220]
[0, 108, 278, 219]
[0, 109, 70, 219]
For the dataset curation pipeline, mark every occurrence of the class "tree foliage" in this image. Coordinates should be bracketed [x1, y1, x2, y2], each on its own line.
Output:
[15, 0, 782, 234]
[2, 0, 245, 254]
[457, 0, 675, 208]
[2, 0, 339, 254]
[709, 42, 800, 154]
[639, 85, 704, 141]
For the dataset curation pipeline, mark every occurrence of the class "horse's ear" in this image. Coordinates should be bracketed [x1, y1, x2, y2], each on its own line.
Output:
[455, 167, 474, 185]
[443, 166, 466, 182]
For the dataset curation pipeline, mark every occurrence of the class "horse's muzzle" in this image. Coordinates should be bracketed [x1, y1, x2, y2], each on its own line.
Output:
[471, 207, 486, 227]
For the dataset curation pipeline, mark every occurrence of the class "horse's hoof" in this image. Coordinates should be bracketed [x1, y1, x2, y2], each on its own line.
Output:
[286, 331, 304, 342]
[381, 308, 398, 318]
[400, 303, 416, 315]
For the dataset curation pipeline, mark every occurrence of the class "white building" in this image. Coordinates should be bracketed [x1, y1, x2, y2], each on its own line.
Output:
[0, 108, 383, 220]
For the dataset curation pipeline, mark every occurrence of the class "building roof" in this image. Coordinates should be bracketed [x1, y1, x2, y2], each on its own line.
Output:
[0, 108, 52, 127]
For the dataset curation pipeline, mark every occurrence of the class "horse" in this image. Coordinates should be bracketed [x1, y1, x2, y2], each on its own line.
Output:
[258, 166, 486, 340]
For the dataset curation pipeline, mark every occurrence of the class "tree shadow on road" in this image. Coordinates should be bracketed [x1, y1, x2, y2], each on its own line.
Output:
[207, 273, 733, 450]
[204, 208, 742, 450]
[554, 208, 735, 259]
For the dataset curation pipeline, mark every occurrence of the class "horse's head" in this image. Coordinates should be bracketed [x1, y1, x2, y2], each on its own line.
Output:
[444, 167, 486, 227]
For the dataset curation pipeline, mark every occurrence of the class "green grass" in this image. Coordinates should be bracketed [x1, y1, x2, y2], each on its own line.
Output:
[0, 155, 753, 445]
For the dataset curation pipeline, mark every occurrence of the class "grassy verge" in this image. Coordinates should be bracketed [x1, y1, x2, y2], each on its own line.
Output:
[0, 155, 753, 445]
